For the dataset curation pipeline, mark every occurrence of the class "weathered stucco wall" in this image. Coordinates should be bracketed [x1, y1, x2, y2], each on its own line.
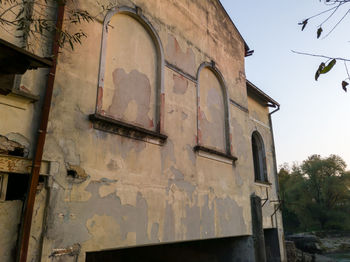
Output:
[0, 200, 22, 261]
[0, 0, 285, 261]
[39, 1, 256, 261]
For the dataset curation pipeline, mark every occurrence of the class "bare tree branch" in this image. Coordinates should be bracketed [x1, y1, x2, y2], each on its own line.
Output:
[292, 50, 350, 62]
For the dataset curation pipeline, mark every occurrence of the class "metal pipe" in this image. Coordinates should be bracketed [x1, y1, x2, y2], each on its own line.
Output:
[268, 105, 280, 193]
[16, 2, 65, 261]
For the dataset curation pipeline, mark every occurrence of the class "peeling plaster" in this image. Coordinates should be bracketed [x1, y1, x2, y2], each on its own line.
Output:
[163, 203, 175, 241]
[58, 139, 80, 166]
[108, 68, 153, 129]
[181, 111, 188, 120]
[186, 145, 196, 166]
[169, 166, 195, 200]
[182, 204, 200, 240]
[150, 222, 160, 242]
[166, 34, 196, 77]
[172, 74, 188, 95]
[200, 195, 215, 238]
[216, 197, 246, 237]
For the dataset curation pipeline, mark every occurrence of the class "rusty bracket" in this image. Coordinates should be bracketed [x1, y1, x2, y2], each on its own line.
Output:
[261, 187, 269, 207]
[270, 199, 282, 218]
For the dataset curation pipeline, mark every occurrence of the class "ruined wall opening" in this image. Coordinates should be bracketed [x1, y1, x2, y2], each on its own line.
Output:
[251, 131, 268, 182]
[1, 173, 45, 201]
[86, 236, 254, 262]
[0, 135, 27, 157]
[96, 7, 164, 133]
[264, 228, 281, 262]
[5, 173, 29, 201]
[197, 64, 230, 155]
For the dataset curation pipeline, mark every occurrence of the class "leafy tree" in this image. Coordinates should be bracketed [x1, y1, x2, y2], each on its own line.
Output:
[295, 0, 350, 91]
[279, 155, 350, 233]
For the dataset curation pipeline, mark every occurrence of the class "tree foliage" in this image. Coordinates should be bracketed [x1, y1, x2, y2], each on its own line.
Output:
[279, 155, 350, 233]
[0, 0, 104, 52]
[296, 0, 350, 91]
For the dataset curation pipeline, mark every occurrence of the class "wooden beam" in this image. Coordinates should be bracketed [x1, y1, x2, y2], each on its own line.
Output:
[0, 154, 49, 175]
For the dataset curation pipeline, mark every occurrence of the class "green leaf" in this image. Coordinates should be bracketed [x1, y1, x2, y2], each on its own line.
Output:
[315, 62, 325, 81]
[315, 59, 336, 81]
[342, 81, 348, 92]
[320, 59, 336, 74]
[317, 27, 323, 39]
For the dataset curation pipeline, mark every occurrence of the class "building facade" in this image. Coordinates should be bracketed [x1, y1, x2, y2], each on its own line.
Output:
[0, 0, 285, 261]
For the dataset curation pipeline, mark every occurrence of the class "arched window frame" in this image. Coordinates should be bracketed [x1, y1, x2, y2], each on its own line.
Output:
[90, 6, 166, 144]
[194, 61, 236, 163]
[251, 131, 268, 182]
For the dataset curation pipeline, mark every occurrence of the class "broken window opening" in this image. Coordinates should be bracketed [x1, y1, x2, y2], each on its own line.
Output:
[1, 173, 45, 201]
[5, 173, 29, 201]
[252, 131, 268, 182]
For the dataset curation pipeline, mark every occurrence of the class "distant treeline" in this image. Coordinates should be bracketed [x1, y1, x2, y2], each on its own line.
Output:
[278, 154, 350, 234]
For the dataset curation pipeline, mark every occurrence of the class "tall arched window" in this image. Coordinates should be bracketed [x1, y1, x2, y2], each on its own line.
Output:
[94, 7, 164, 134]
[196, 62, 231, 157]
[251, 131, 268, 182]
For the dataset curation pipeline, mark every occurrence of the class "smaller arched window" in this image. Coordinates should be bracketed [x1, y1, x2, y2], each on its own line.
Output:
[251, 131, 268, 182]
[196, 62, 231, 154]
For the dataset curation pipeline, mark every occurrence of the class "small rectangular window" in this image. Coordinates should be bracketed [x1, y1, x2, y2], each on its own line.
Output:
[0, 173, 45, 202]
[6, 173, 29, 201]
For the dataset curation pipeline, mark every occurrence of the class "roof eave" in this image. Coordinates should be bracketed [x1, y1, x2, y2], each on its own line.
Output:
[246, 80, 280, 108]
[0, 38, 52, 74]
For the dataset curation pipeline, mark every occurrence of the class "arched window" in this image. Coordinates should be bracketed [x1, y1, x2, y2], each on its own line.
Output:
[251, 131, 268, 182]
[196, 62, 231, 156]
[95, 7, 164, 134]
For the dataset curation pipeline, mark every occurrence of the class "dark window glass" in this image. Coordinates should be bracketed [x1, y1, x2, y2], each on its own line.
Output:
[251, 132, 268, 182]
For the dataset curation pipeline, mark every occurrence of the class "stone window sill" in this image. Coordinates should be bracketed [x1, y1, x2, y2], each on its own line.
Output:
[10, 89, 39, 103]
[0, 88, 39, 103]
[254, 181, 272, 187]
[89, 113, 167, 145]
[194, 145, 237, 165]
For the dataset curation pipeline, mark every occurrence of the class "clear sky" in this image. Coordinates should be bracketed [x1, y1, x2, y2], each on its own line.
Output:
[221, 0, 350, 168]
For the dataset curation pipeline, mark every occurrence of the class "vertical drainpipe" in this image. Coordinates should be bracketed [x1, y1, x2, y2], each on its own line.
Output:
[16, 2, 65, 262]
[268, 105, 280, 194]
[268, 104, 286, 261]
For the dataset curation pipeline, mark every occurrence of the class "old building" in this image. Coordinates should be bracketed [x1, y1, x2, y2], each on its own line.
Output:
[0, 0, 285, 261]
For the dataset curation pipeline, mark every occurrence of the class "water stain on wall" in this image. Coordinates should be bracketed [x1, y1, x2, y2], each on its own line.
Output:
[108, 68, 153, 129]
